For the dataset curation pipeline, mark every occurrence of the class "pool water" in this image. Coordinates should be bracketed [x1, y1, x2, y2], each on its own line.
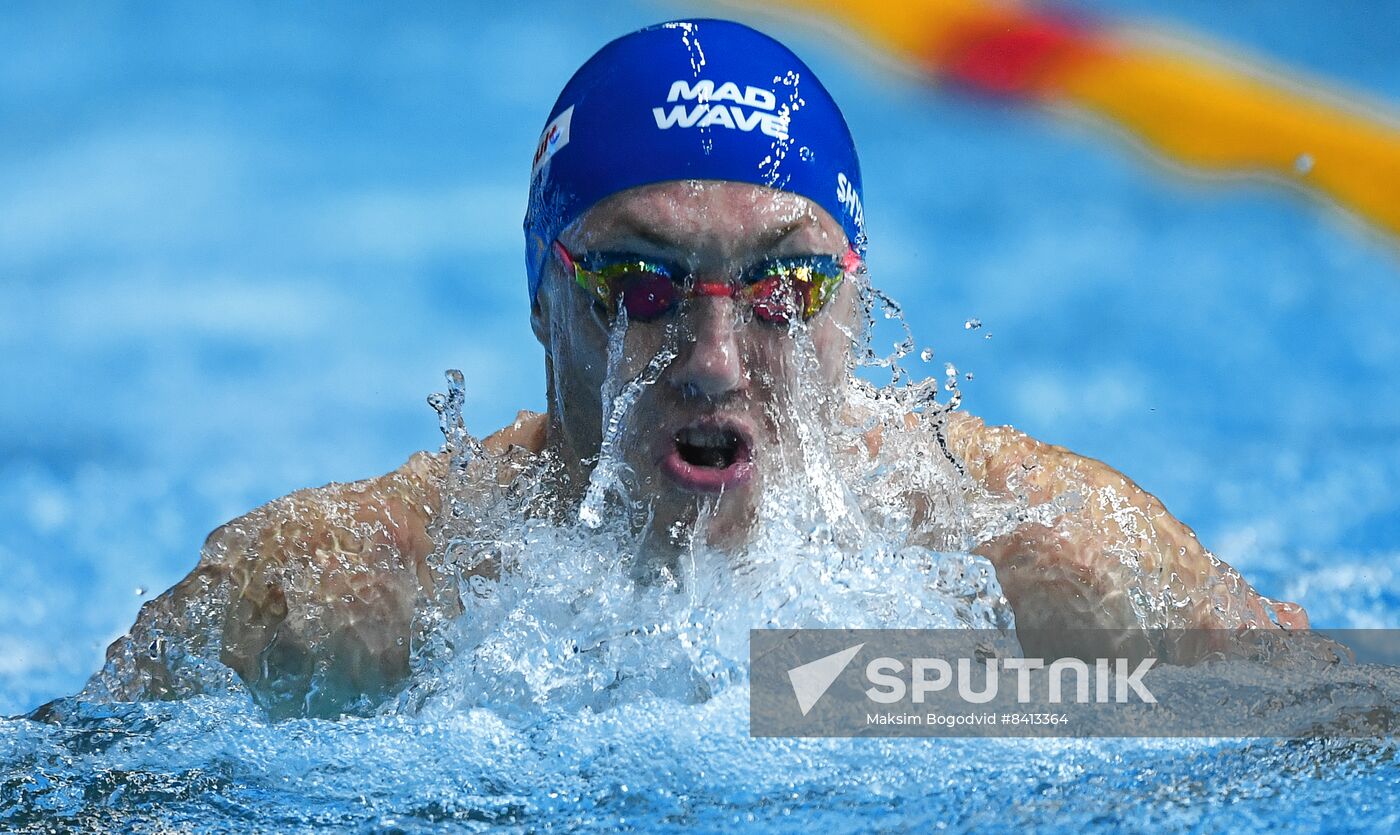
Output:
[3, 0, 1399, 831]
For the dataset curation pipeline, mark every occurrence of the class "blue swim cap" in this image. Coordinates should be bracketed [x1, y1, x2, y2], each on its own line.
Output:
[523, 18, 865, 303]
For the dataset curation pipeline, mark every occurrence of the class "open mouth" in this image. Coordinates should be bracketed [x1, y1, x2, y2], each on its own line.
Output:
[661, 419, 755, 493]
[676, 426, 744, 469]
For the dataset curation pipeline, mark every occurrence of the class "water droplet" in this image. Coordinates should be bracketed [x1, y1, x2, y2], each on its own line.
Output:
[134, 586, 147, 596]
[1294, 153, 1314, 175]
[944, 362, 957, 377]
[578, 503, 603, 529]
[964, 372, 975, 381]
[919, 348, 933, 362]
[964, 318, 982, 330]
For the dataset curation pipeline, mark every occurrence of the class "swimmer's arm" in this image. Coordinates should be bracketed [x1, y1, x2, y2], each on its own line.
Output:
[88, 449, 449, 715]
[90, 411, 547, 716]
[939, 413, 1308, 657]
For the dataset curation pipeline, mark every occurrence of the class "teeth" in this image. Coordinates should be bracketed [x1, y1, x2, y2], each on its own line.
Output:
[678, 427, 738, 448]
[675, 425, 744, 468]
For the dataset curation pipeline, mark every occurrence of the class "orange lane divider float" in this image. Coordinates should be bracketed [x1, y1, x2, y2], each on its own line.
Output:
[758, 0, 1400, 239]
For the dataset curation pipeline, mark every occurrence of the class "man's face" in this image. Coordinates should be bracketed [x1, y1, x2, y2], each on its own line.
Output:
[532, 180, 858, 550]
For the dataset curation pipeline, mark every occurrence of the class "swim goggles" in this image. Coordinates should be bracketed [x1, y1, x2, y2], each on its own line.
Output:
[553, 241, 860, 325]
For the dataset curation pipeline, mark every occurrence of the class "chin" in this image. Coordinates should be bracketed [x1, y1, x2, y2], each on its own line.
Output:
[703, 494, 761, 551]
[636, 471, 761, 552]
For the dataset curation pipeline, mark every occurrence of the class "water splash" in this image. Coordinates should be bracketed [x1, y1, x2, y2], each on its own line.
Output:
[383, 262, 1031, 721]
[78, 247, 1323, 726]
[578, 312, 678, 529]
[20, 236, 1400, 833]
[427, 368, 483, 471]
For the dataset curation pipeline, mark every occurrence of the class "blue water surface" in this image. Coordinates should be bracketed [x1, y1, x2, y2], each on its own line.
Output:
[2, 0, 1398, 830]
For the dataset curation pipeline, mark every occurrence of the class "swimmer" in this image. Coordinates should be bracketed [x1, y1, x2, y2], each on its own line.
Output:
[91, 19, 1310, 716]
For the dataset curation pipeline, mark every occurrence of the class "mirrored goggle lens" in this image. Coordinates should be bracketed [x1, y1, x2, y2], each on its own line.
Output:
[746, 265, 840, 324]
[612, 269, 680, 321]
[746, 274, 803, 324]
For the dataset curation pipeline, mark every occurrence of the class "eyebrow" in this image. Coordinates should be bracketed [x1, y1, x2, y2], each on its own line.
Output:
[606, 215, 808, 255]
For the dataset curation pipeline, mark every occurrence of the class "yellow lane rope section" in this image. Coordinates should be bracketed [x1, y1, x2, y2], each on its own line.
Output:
[763, 0, 1400, 238]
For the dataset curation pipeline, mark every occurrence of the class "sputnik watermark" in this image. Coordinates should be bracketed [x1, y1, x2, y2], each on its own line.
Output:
[787, 643, 864, 715]
[862, 655, 1156, 705]
[751, 628, 1393, 738]
[787, 643, 1155, 717]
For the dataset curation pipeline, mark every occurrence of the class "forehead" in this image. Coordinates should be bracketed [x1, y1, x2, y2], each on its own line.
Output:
[564, 180, 847, 259]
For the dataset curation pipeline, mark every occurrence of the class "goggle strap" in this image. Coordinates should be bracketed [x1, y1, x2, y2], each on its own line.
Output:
[552, 240, 577, 273]
[841, 247, 862, 274]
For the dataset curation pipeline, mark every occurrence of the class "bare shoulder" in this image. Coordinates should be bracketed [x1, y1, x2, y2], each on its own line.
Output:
[938, 410, 1143, 503]
[89, 449, 448, 706]
[209, 448, 447, 574]
[200, 408, 544, 595]
[930, 409, 1311, 642]
[204, 408, 544, 597]
[481, 409, 547, 455]
[224, 408, 541, 547]
[92, 409, 547, 714]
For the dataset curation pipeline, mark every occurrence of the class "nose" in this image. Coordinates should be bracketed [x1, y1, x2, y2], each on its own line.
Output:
[672, 293, 746, 399]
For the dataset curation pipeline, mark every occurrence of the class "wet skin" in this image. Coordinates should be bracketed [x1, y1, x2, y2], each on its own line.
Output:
[533, 181, 858, 553]
[98, 181, 1310, 716]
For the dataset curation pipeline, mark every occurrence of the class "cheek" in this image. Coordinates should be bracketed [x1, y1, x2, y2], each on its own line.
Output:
[552, 305, 608, 389]
[744, 319, 851, 393]
[731, 328, 789, 395]
[549, 301, 678, 438]
[811, 319, 853, 386]
[545, 289, 609, 445]
[812, 282, 858, 386]
[619, 325, 673, 379]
